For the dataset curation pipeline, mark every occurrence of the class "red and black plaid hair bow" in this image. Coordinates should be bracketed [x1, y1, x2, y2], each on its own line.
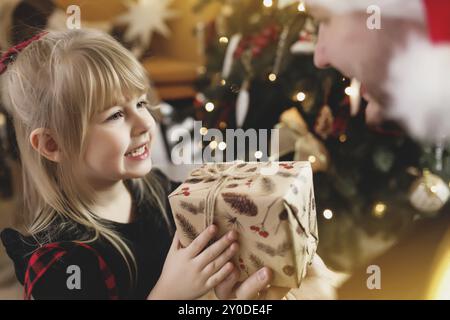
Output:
[0, 31, 48, 75]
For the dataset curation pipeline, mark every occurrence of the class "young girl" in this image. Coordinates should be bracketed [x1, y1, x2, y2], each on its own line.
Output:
[0, 29, 241, 300]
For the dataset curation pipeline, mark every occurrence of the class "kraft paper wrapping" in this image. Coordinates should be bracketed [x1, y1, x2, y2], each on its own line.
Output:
[168, 161, 318, 288]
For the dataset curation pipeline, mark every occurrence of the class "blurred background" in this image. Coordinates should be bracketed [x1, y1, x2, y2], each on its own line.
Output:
[1, 0, 449, 299]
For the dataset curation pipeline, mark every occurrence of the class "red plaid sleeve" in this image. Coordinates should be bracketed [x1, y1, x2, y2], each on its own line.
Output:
[24, 242, 118, 300]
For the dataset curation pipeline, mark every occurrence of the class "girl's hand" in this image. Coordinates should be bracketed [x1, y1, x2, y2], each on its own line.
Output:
[148, 225, 239, 300]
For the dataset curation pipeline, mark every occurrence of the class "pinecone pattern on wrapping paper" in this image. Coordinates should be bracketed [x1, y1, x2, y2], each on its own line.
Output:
[221, 192, 258, 217]
[175, 214, 199, 241]
[168, 161, 318, 288]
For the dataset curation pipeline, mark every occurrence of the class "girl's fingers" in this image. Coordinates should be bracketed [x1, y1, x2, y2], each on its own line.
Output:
[214, 268, 240, 299]
[206, 262, 235, 289]
[186, 225, 218, 257]
[196, 230, 238, 268]
[202, 242, 239, 276]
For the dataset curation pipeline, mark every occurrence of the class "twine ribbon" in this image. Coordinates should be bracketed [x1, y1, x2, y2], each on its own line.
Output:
[193, 161, 259, 229]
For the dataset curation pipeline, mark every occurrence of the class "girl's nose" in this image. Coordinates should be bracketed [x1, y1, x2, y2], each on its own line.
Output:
[131, 112, 152, 137]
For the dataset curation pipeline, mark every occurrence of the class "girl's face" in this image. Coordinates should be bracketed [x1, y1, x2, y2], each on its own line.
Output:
[80, 93, 156, 188]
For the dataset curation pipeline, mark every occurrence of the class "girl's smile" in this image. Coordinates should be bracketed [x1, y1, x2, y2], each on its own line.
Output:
[125, 141, 150, 160]
[80, 93, 157, 185]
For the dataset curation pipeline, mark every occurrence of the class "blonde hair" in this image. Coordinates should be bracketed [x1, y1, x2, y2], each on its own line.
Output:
[0, 29, 171, 285]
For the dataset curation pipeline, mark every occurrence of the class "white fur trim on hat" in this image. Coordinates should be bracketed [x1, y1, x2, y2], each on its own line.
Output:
[306, 0, 425, 22]
[386, 35, 450, 142]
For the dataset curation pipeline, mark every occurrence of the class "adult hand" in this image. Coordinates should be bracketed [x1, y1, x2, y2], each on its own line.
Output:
[214, 254, 342, 300]
[285, 254, 342, 300]
[214, 266, 273, 300]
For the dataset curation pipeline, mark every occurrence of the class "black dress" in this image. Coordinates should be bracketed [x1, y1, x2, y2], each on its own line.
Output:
[0, 170, 179, 300]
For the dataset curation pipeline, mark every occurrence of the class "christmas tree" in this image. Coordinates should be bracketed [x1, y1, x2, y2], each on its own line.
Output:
[194, 0, 336, 131]
[193, 0, 450, 271]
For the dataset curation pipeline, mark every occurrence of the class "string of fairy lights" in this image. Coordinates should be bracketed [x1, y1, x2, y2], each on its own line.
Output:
[195, 0, 382, 221]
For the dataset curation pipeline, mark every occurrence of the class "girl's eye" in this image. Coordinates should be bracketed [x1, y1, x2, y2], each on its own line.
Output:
[107, 111, 124, 121]
[137, 100, 149, 109]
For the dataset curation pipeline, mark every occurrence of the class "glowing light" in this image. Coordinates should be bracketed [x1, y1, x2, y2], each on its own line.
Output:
[432, 266, 450, 299]
[219, 36, 229, 44]
[296, 91, 306, 102]
[268, 73, 277, 82]
[199, 127, 208, 136]
[209, 141, 218, 149]
[218, 142, 227, 150]
[220, 79, 227, 86]
[339, 134, 347, 143]
[298, 1, 306, 12]
[345, 86, 358, 97]
[427, 245, 450, 299]
[205, 102, 215, 112]
[323, 209, 333, 220]
[308, 155, 316, 164]
[373, 202, 387, 218]
[263, 0, 273, 8]
[255, 151, 263, 159]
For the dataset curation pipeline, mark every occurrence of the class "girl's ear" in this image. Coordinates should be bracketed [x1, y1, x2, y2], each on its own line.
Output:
[29, 128, 61, 163]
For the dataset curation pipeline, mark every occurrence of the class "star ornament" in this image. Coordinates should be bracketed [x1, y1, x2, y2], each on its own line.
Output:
[116, 0, 177, 53]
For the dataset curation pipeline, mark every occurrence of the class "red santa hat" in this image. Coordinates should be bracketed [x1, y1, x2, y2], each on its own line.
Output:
[307, 0, 450, 142]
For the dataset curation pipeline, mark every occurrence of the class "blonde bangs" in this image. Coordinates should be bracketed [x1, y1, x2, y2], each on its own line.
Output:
[57, 34, 151, 120]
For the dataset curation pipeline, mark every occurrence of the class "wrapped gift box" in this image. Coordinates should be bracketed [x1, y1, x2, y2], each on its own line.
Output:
[168, 161, 318, 288]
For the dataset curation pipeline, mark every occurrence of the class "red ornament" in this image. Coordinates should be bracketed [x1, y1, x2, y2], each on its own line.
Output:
[252, 46, 263, 57]
[253, 36, 269, 48]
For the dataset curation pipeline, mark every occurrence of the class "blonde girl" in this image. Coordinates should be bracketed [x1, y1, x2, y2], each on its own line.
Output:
[0, 29, 244, 300]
